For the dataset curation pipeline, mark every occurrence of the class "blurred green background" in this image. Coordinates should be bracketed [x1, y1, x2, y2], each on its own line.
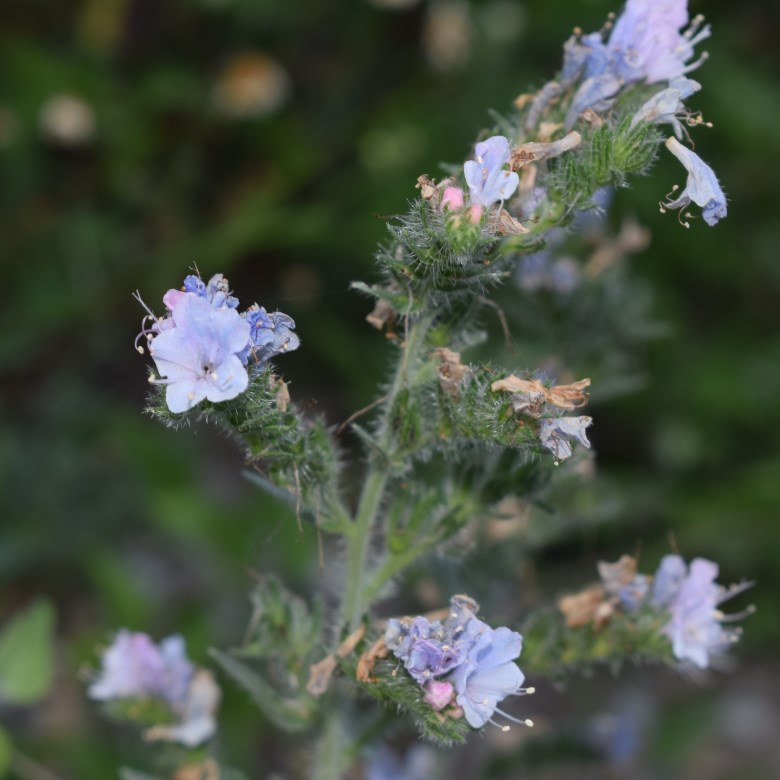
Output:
[1, 0, 779, 777]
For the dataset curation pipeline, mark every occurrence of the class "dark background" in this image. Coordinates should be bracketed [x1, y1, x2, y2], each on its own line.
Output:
[1, 0, 779, 777]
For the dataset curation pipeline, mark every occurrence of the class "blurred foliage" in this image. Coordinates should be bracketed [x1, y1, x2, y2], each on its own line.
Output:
[1, 0, 779, 777]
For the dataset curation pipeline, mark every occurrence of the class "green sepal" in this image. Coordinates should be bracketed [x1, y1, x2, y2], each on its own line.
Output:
[146, 366, 340, 515]
[522, 605, 675, 681]
[339, 654, 471, 747]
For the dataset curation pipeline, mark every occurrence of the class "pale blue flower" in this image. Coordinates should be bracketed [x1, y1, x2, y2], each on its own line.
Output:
[662, 558, 726, 668]
[463, 136, 519, 207]
[149, 293, 251, 413]
[653, 556, 752, 669]
[88, 630, 194, 707]
[448, 624, 526, 729]
[538, 416, 593, 461]
[663, 137, 727, 226]
[608, 0, 710, 84]
[630, 77, 701, 139]
[143, 669, 221, 748]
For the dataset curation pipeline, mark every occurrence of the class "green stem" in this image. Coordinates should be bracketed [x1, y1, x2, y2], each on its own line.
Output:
[311, 705, 353, 780]
[338, 313, 434, 634]
[362, 533, 443, 607]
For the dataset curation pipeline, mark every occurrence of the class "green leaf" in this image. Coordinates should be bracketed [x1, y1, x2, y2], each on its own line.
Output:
[0, 599, 55, 705]
[0, 725, 12, 777]
[210, 649, 315, 733]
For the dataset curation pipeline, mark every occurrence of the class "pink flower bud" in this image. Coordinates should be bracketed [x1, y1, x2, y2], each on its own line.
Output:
[441, 186, 465, 211]
[466, 204, 483, 224]
[423, 680, 454, 711]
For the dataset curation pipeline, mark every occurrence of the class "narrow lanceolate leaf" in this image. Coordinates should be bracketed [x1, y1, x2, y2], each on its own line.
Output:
[0, 600, 55, 705]
[210, 649, 315, 733]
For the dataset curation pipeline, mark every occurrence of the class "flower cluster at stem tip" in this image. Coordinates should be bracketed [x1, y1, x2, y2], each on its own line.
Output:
[609, 555, 754, 669]
[385, 596, 534, 731]
[560, 0, 727, 225]
[89, 630, 221, 747]
[433, 0, 727, 231]
[135, 273, 299, 413]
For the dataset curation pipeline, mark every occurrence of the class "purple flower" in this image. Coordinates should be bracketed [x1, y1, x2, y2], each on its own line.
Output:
[650, 554, 688, 607]
[463, 136, 519, 207]
[662, 137, 727, 226]
[238, 305, 300, 366]
[608, 0, 710, 84]
[385, 596, 532, 729]
[148, 293, 250, 413]
[182, 273, 239, 309]
[662, 558, 725, 668]
[562, 31, 612, 85]
[385, 616, 466, 684]
[88, 630, 194, 707]
[653, 556, 752, 669]
[448, 624, 526, 729]
[538, 416, 593, 461]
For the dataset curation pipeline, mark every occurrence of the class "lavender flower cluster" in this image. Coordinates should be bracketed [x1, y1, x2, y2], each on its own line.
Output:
[432, 0, 726, 236]
[563, 0, 727, 225]
[135, 273, 299, 413]
[385, 596, 533, 730]
[607, 555, 753, 669]
[88, 630, 221, 747]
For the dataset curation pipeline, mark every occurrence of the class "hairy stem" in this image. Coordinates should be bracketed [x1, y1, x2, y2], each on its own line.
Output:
[338, 313, 434, 634]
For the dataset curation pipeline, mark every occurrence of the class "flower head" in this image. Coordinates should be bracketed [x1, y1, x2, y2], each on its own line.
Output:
[88, 630, 194, 707]
[662, 136, 727, 226]
[385, 596, 531, 730]
[149, 294, 250, 413]
[89, 631, 219, 747]
[463, 136, 519, 207]
[137, 272, 301, 413]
